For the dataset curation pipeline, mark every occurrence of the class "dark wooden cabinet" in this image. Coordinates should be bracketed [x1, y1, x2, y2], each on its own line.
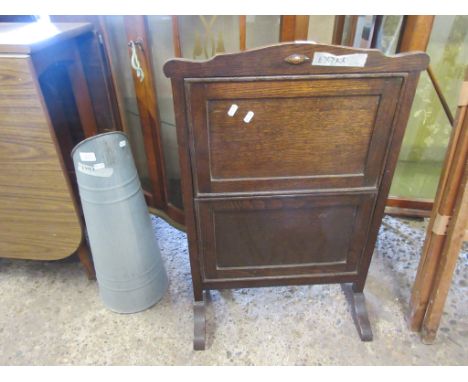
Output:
[165, 42, 428, 349]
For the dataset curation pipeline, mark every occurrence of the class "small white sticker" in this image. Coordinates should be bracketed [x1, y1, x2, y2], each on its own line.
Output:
[93, 163, 105, 170]
[79, 152, 96, 162]
[243, 111, 254, 123]
[312, 52, 368, 67]
[227, 104, 238, 117]
[77, 162, 113, 177]
[119, 140, 127, 148]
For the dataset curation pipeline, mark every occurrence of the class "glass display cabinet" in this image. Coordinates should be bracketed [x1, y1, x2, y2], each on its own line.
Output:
[390, 16, 468, 206]
[90, 15, 308, 226]
[50, 15, 468, 223]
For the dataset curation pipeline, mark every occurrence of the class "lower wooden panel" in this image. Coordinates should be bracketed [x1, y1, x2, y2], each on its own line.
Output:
[196, 192, 376, 281]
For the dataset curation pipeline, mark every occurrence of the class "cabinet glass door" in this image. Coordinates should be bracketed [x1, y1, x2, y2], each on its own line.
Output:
[101, 16, 322, 226]
[147, 16, 183, 210]
[307, 16, 335, 43]
[146, 16, 283, 212]
[372, 16, 404, 54]
[246, 16, 280, 48]
[389, 15, 468, 200]
[178, 16, 240, 59]
[102, 16, 151, 193]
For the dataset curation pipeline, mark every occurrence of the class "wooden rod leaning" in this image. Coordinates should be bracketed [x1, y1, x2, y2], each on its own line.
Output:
[427, 65, 455, 126]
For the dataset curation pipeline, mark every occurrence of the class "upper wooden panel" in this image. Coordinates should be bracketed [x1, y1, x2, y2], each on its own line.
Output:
[164, 42, 429, 78]
[0, 22, 92, 54]
[187, 75, 403, 194]
[0, 56, 82, 260]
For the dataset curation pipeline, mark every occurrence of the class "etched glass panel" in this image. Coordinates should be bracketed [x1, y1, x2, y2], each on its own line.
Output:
[102, 16, 151, 190]
[307, 16, 335, 44]
[246, 15, 280, 48]
[390, 15, 468, 200]
[373, 15, 404, 55]
[147, 16, 183, 209]
[179, 15, 240, 60]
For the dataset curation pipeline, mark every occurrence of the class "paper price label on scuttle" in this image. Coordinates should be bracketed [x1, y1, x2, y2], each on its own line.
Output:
[77, 162, 113, 178]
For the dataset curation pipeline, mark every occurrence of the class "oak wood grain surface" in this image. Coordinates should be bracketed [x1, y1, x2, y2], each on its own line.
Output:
[196, 192, 375, 281]
[187, 76, 402, 194]
[165, 42, 428, 347]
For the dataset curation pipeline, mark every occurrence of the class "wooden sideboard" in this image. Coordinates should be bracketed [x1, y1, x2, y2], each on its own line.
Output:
[165, 42, 429, 349]
[0, 22, 101, 277]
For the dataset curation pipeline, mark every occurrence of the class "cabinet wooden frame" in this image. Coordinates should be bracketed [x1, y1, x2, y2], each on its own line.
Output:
[123, 16, 168, 211]
[279, 16, 310, 42]
[165, 42, 428, 349]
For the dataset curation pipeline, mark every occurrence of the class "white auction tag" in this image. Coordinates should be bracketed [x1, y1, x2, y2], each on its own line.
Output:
[312, 52, 368, 67]
[227, 104, 238, 117]
[77, 162, 113, 177]
[244, 111, 254, 123]
[79, 152, 96, 162]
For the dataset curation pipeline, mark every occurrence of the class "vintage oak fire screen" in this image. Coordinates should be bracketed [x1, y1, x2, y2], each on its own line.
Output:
[164, 42, 428, 350]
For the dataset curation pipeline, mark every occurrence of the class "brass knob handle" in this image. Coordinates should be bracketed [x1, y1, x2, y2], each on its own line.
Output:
[284, 54, 310, 65]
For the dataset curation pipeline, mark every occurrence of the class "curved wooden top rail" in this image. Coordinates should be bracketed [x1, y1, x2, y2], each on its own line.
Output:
[164, 42, 429, 78]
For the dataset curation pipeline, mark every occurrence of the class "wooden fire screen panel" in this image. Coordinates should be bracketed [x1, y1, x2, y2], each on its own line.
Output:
[165, 42, 428, 348]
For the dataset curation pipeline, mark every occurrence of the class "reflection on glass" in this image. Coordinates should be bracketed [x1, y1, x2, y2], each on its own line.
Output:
[307, 16, 335, 43]
[103, 16, 151, 190]
[246, 15, 280, 48]
[353, 15, 376, 48]
[372, 16, 404, 55]
[340, 16, 352, 45]
[147, 16, 183, 209]
[390, 16, 468, 200]
[144, 15, 241, 208]
[179, 15, 240, 59]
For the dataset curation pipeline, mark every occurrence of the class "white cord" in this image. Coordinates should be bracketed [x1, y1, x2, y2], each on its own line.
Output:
[129, 41, 145, 83]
